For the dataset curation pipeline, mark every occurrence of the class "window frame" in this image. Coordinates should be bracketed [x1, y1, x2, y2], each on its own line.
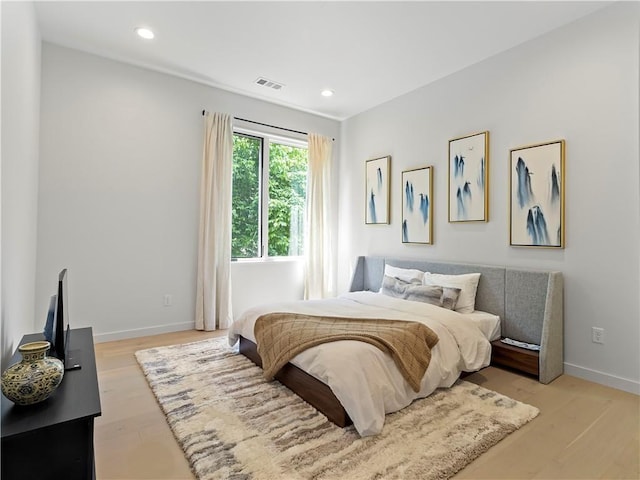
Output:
[232, 126, 308, 261]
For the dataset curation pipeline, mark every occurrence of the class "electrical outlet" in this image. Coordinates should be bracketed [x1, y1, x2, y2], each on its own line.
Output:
[592, 327, 604, 344]
[163, 294, 173, 307]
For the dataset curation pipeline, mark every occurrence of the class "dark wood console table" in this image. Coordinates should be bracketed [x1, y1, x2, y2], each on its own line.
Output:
[1, 327, 101, 480]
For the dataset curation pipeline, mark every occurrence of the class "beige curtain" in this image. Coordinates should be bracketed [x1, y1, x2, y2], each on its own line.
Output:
[195, 112, 233, 330]
[304, 133, 334, 299]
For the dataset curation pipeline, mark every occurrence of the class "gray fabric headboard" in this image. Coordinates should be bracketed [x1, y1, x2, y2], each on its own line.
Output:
[348, 256, 563, 384]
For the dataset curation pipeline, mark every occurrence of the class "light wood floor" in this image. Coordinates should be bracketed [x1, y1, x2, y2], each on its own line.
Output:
[94, 330, 639, 479]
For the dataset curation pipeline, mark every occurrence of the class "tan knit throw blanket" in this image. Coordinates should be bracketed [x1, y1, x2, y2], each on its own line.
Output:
[254, 313, 439, 392]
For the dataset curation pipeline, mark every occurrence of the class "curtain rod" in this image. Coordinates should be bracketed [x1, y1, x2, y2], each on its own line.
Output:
[201, 110, 334, 141]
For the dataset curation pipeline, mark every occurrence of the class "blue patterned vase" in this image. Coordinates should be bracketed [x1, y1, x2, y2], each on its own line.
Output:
[1, 341, 64, 406]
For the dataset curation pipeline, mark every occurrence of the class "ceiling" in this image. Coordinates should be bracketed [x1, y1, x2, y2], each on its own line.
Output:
[34, 1, 610, 120]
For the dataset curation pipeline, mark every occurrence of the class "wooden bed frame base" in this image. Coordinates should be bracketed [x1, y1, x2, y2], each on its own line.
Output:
[239, 336, 352, 427]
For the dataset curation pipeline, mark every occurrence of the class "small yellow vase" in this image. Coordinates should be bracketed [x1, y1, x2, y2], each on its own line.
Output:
[1, 341, 64, 405]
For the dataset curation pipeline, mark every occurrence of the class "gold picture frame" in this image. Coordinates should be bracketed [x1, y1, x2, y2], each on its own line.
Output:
[448, 131, 489, 222]
[401, 166, 433, 244]
[365, 156, 391, 224]
[509, 139, 565, 248]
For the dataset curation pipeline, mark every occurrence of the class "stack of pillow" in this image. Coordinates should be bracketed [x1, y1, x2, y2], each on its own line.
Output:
[380, 264, 481, 313]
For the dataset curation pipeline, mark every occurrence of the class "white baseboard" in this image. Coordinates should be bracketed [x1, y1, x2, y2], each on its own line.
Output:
[564, 362, 640, 395]
[93, 322, 195, 343]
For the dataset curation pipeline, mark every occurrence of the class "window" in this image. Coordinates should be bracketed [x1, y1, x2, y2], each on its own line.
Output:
[231, 131, 308, 259]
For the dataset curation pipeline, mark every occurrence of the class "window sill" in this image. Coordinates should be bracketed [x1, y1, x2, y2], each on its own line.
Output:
[232, 256, 303, 264]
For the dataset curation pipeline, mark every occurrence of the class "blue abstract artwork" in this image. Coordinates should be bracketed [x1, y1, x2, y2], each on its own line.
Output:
[449, 132, 489, 222]
[402, 166, 432, 244]
[365, 156, 390, 224]
[510, 140, 565, 247]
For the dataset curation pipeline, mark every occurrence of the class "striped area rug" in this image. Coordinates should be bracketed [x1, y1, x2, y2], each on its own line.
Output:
[136, 337, 539, 480]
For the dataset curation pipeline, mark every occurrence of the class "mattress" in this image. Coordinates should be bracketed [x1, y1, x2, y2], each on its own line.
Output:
[228, 291, 492, 436]
[464, 310, 501, 341]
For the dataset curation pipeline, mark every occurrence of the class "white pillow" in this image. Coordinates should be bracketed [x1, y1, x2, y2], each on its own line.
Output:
[422, 272, 481, 314]
[383, 264, 425, 284]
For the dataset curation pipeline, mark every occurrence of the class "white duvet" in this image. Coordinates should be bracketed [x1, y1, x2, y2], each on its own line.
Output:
[228, 291, 492, 436]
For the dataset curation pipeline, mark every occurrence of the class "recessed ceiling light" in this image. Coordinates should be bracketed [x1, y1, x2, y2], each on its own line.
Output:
[321, 89, 334, 97]
[135, 27, 155, 40]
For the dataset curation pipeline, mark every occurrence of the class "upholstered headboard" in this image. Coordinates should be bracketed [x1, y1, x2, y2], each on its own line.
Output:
[348, 256, 563, 384]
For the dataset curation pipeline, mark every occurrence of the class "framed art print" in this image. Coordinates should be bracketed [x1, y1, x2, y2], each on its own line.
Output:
[448, 131, 489, 222]
[509, 139, 565, 248]
[365, 156, 390, 224]
[402, 166, 433, 244]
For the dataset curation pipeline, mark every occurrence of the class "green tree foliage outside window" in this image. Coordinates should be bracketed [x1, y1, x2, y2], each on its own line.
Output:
[268, 143, 307, 256]
[231, 133, 307, 258]
[231, 134, 260, 258]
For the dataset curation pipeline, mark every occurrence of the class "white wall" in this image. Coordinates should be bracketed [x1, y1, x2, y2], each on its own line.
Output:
[338, 3, 640, 393]
[231, 259, 304, 317]
[37, 44, 340, 342]
[1, 2, 42, 368]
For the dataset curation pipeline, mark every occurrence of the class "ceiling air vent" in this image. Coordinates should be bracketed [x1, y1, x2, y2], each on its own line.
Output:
[255, 77, 284, 91]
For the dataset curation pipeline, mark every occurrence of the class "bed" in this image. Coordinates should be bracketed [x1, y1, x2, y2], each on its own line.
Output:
[228, 256, 563, 436]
